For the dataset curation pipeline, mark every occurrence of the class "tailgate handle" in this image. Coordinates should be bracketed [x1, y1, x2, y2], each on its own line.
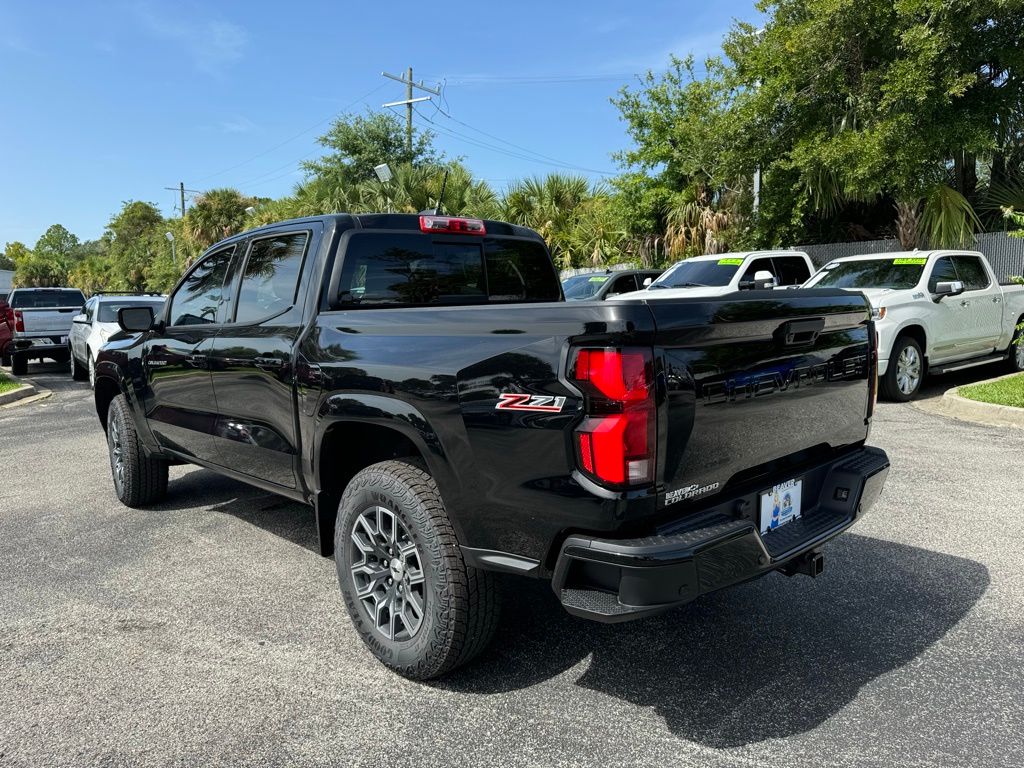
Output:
[777, 318, 825, 347]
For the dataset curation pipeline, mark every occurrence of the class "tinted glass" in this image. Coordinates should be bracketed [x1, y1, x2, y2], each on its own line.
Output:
[563, 274, 609, 300]
[169, 248, 233, 326]
[338, 234, 558, 306]
[952, 256, 989, 291]
[740, 257, 776, 282]
[10, 289, 85, 308]
[234, 233, 309, 323]
[609, 274, 638, 295]
[98, 299, 165, 323]
[650, 259, 740, 289]
[813, 259, 926, 290]
[772, 257, 811, 286]
[484, 238, 561, 301]
[928, 257, 958, 292]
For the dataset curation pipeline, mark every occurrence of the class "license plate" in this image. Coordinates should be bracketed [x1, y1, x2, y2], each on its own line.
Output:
[60, 336, 68, 344]
[34, 338, 53, 346]
[760, 478, 803, 534]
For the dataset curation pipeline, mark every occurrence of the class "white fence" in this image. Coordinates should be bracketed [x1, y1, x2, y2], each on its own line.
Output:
[794, 231, 1024, 281]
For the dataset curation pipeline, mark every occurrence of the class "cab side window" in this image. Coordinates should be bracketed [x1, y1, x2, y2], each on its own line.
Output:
[169, 246, 234, 326]
[928, 257, 958, 293]
[233, 232, 309, 324]
[608, 274, 638, 295]
[951, 256, 989, 291]
[772, 257, 811, 286]
[84, 298, 96, 322]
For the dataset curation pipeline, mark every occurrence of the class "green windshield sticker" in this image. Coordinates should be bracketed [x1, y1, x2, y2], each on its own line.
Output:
[893, 257, 927, 265]
[588, 276, 610, 283]
[717, 258, 744, 266]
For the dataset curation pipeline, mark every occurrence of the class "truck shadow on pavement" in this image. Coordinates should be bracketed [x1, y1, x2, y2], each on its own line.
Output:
[440, 534, 989, 748]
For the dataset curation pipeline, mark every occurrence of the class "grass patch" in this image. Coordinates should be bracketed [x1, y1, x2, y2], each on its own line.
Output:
[0, 371, 23, 395]
[959, 373, 1024, 409]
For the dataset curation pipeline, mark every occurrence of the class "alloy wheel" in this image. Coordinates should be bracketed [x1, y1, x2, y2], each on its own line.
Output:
[349, 505, 426, 642]
[109, 418, 124, 492]
[1016, 338, 1024, 370]
[896, 345, 921, 395]
[88, 354, 96, 388]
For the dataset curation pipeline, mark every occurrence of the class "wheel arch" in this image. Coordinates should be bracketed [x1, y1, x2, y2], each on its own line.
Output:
[892, 323, 928, 362]
[313, 395, 462, 558]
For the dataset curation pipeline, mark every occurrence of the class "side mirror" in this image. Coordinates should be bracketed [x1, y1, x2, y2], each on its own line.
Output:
[739, 270, 778, 290]
[642, 277, 654, 287]
[933, 280, 964, 300]
[72, 313, 88, 324]
[118, 306, 155, 333]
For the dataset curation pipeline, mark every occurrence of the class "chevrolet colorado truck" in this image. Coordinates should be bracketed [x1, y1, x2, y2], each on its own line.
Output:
[804, 250, 1024, 400]
[5, 287, 86, 375]
[93, 213, 889, 679]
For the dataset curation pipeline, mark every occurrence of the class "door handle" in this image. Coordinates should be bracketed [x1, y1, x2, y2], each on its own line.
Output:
[993, 296, 1001, 303]
[254, 356, 284, 370]
[959, 300, 970, 307]
[187, 353, 208, 368]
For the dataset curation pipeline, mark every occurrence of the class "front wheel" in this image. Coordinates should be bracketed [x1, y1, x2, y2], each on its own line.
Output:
[881, 336, 924, 401]
[88, 353, 96, 388]
[334, 460, 500, 680]
[107, 394, 168, 507]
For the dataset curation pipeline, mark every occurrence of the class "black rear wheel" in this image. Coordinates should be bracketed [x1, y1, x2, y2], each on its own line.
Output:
[11, 353, 27, 376]
[1008, 320, 1024, 373]
[335, 460, 500, 679]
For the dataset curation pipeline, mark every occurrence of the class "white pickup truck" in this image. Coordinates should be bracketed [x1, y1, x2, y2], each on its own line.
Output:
[6, 287, 86, 376]
[610, 250, 816, 301]
[804, 250, 1024, 400]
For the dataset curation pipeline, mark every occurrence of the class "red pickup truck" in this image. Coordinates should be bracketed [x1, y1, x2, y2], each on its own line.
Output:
[1, 296, 13, 367]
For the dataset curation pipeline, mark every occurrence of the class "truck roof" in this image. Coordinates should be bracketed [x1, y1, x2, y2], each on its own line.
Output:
[221, 213, 546, 247]
[829, 250, 986, 263]
[682, 250, 809, 262]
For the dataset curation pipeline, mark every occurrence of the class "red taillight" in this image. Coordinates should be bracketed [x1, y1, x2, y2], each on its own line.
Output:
[13, 310, 24, 333]
[571, 347, 655, 487]
[419, 215, 486, 236]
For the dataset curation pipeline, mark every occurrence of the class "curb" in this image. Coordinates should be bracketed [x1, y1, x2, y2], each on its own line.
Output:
[918, 372, 1024, 430]
[0, 381, 37, 407]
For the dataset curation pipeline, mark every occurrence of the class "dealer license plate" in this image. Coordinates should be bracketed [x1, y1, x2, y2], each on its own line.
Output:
[759, 478, 802, 534]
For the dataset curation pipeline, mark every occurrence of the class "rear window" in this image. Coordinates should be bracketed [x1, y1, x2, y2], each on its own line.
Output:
[98, 299, 165, 323]
[10, 289, 85, 308]
[336, 233, 559, 307]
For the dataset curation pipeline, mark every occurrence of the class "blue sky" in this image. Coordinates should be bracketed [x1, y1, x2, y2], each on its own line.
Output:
[0, 0, 758, 247]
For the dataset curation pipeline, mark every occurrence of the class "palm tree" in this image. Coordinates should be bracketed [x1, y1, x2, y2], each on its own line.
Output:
[187, 188, 258, 249]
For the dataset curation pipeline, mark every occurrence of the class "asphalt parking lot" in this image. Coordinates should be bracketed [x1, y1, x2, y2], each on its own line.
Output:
[2, 362, 1023, 767]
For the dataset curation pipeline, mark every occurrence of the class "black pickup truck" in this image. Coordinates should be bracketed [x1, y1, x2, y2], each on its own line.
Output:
[94, 213, 889, 679]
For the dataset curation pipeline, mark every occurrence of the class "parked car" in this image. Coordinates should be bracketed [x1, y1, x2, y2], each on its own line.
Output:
[610, 250, 815, 301]
[803, 250, 1024, 400]
[561, 269, 663, 301]
[93, 213, 889, 679]
[69, 294, 166, 386]
[5, 287, 86, 376]
[0, 296, 12, 367]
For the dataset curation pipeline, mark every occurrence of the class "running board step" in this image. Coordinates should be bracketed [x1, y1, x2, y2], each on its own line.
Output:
[930, 353, 1006, 376]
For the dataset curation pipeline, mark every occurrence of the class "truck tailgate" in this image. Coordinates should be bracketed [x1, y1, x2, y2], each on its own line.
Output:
[650, 289, 872, 504]
[18, 307, 78, 334]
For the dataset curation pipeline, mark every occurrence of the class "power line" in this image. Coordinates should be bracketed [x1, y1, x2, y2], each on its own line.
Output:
[380, 68, 441, 153]
[413, 107, 615, 177]
[192, 83, 389, 185]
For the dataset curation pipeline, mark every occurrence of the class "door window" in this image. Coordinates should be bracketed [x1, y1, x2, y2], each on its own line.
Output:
[740, 258, 776, 283]
[234, 232, 309, 324]
[84, 298, 96, 322]
[928, 257, 958, 293]
[772, 257, 811, 286]
[608, 274, 638, 295]
[168, 247, 234, 326]
[951, 256, 990, 291]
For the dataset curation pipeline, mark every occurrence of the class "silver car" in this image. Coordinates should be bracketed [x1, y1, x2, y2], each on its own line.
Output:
[69, 294, 165, 386]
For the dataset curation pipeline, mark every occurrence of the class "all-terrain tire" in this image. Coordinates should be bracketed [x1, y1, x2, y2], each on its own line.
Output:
[334, 460, 500, 680]
[1007, 319, 1024, 373]
[106, 394, 168, 507]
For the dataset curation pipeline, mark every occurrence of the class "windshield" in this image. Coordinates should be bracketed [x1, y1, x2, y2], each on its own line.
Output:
[10, 289, 85, 308]
[98, 299, 165, 323]
[562, 274, 610, 300]
[649, 258, 743, 289]
[809, 258, 926, 290]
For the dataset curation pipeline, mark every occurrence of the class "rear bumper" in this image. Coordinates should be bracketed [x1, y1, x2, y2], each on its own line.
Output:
[13, 335, 69, 353]
[551, 446, 890, 622]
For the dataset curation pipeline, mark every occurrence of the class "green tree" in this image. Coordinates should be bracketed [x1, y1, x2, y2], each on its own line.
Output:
[106, 201, 164, 291]
[186, 188, 257, 251]
[303, 110, 439, 189]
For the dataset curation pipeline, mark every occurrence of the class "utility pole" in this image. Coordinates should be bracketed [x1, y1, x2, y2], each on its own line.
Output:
[381, 69, 441, 154]
[164, 183, 200, 216]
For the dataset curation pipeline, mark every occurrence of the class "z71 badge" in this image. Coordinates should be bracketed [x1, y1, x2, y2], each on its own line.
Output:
[495, 393, 567, 413]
